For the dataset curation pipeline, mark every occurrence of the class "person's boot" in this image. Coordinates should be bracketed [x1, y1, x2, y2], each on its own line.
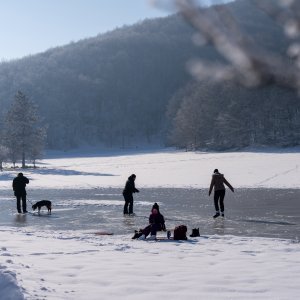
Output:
[213, 212, 220, 218]
[132, 230, 143, 239]
[190, 228, 200, 237]
[167, 231, 171, 239]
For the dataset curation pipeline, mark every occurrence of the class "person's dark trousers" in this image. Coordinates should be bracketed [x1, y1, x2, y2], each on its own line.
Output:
[142, 225, 152, 237]
[142, 224, 162, 237]
[123, 194, 133, 214]
[150, 223, 162, 236]
[16, 194, 27, 213]
[214, 190, 225, 212]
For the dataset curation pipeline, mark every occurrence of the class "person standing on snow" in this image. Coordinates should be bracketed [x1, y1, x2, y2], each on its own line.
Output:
[209, 169, 234, 218]
[122, 174, 139, 215]
[12, 172, 30, 213]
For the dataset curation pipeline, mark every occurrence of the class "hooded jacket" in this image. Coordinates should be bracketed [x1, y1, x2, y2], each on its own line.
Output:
[123, 175, 139, 196]
[209, 173, 234, 194]
[12, 174, 29, 196]
[149, 211, 166, 230]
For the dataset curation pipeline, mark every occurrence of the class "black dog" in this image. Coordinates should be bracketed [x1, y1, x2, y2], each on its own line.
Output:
[32, 200, 52, 214]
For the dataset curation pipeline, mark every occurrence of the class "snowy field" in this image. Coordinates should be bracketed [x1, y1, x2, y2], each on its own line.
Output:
[1, 147, 300, 190]
[0, 148, 300, 299]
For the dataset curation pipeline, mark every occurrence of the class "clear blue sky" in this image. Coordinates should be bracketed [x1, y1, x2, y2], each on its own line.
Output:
[0, 0, 231, 61]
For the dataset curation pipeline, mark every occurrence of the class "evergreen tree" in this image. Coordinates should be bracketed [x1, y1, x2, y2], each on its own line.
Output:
[4, 91, 46, 168]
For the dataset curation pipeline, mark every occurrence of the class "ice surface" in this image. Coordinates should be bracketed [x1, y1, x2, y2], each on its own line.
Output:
[1, 188, 299, 239]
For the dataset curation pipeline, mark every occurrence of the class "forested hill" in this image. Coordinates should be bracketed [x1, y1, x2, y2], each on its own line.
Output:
[0, 0, 298, 150]
[0, 14, 199, 149]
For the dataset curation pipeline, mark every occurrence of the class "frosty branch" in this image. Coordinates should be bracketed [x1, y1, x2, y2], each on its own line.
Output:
[174, 0, 300, 91]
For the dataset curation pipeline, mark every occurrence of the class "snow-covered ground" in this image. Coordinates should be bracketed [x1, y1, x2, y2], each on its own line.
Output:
[0, 148, 300, 299]
[1, 147, 300, 190]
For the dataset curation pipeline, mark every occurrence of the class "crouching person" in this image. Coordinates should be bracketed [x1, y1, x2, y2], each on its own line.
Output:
[132, 203, 166, 240]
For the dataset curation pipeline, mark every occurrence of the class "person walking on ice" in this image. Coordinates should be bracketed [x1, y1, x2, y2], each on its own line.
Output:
[122, 174, 139, 215]
[209, 169, 234, 218]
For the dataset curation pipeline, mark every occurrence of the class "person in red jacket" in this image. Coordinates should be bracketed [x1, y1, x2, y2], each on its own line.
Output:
[209, 169, 234, 218]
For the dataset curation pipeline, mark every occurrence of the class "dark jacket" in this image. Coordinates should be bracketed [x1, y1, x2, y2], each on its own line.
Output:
[12, 174, 29, 196]
[149, 212, 166, 230]
[209, 173, 234, 194]
[123, 175, 139, 196]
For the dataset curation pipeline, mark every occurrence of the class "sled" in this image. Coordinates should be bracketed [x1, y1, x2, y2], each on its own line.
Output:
[94, 231, 114, 236]
[139, 236, 193, 242]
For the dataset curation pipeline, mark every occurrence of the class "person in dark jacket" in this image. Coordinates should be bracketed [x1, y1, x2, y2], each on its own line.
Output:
[209, 169, 234, 218]
[12, 173, 30, 213]
[122, 174, 139, 215]
[132, 202, 166, 240]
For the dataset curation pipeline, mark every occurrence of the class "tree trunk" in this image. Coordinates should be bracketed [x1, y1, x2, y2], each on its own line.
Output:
[22, 151, 25, 168]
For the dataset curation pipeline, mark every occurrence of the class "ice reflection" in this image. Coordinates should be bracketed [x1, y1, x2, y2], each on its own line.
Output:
[14, 214, 28, 225]
[213, 219, 225, 235]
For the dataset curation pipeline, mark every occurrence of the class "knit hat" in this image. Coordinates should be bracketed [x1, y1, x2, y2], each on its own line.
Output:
[152, 202, 160, 212]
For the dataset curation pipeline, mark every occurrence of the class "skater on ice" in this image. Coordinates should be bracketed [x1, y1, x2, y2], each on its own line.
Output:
[122, 174, 139, 215]
[12, 172, 30, 214]
[209, 169, 234, 218]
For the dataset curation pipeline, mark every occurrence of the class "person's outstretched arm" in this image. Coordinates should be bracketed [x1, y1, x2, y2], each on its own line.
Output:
[209, 177, 214, 196]
[224, 178, 234, 192]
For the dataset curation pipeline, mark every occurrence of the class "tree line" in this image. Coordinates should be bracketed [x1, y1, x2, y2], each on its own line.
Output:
[167, 81, 300, 150]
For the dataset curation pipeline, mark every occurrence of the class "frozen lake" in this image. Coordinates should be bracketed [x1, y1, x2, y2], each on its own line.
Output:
[1, 188, 299, 240]
[2, 151, 300, 300]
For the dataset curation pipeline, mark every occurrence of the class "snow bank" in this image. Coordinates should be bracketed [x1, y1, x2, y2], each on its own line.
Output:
[0, 266, 24, 300]
[0, 229, 299, 300]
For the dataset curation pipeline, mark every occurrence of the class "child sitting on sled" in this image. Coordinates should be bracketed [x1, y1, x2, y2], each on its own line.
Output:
[132, 203, 166, 240]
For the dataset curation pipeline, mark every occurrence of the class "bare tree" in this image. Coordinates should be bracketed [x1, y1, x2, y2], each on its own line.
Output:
[28, 127, 47, 168]
[0, 145, 9, 171]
